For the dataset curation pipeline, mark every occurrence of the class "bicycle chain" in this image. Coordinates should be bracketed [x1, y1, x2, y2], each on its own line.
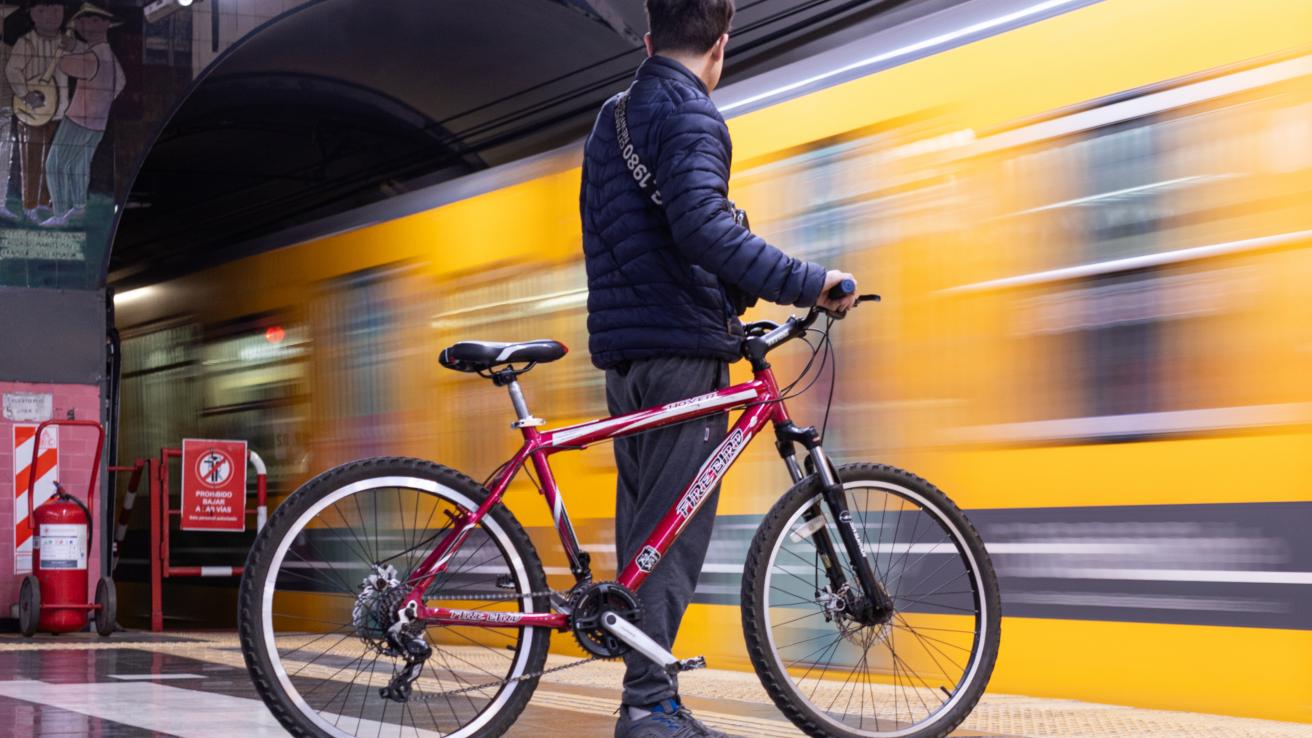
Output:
[417, 653, 606, 700]
[410, 586, 611, 700]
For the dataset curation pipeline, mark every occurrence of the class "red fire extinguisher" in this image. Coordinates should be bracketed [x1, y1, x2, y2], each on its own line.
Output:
[17, 420, 116, 637]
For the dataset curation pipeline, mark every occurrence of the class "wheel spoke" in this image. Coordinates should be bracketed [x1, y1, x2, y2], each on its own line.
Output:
[758, 478, 995, 736]
[248, 474, 544, 737]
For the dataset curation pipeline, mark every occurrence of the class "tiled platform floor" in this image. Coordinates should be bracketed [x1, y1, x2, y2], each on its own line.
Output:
[0, 632, 1305, 737]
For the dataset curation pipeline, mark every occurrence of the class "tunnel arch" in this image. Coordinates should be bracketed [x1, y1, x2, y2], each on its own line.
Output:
[102, 0, 660, 290]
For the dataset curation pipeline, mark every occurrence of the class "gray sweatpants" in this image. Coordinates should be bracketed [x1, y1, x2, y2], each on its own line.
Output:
[606, 355, 729, 706]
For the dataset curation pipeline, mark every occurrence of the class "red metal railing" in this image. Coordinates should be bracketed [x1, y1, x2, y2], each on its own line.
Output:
[148, 445, 268, 632]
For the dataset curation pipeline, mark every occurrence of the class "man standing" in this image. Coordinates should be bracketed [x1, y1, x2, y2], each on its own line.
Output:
[42, 2, 122, 227]
[579, 2, 856, 736]
[6, 0, 68, 223]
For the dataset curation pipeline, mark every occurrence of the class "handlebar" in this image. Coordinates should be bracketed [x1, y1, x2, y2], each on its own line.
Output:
[742, 289, 881, 367]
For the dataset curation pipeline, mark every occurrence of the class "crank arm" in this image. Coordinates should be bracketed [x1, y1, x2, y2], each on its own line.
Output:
[599, 611, 706, 674]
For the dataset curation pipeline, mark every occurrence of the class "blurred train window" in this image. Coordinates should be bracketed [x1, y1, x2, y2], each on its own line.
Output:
[972, 72, 1311, 440]
[431, 261, 594, 474]
[735, 124, 965, 266]
[734, 125, 967, 456]
[119, 321, 202, 462]
[119, 317, 310, 490]
[310, 266, 413, 466]
[199, 317, 310, 489]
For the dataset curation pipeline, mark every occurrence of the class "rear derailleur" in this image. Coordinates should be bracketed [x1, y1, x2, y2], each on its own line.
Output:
[379, 600, 432, 703]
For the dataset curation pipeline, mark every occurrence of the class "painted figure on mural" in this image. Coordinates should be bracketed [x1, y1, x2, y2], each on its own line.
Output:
[5, 0, 70, 223]
[41, 3, 122, 227]
[0, 4, 20, 221]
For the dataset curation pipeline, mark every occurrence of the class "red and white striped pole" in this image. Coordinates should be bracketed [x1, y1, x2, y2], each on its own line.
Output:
[109, 459, 145, 575]
[249, 449, 268, 531]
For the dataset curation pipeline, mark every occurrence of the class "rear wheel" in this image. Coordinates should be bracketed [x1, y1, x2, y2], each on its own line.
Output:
[742, 463, 1000, 738]
[239, 457, 550, 738]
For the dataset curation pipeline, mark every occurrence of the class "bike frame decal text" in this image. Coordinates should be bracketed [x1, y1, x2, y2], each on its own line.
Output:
[443, 609, 523, 624]
[676, 428, 747, 519]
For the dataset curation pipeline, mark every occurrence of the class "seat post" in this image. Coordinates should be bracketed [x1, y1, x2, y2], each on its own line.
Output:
[506, 380, 544, 429]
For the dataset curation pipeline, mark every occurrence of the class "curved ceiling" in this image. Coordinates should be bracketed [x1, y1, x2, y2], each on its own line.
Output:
[110, 0, 943, 287]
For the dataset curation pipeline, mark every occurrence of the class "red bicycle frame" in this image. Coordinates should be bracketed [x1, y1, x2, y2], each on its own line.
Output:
[404, 365, 793, 629]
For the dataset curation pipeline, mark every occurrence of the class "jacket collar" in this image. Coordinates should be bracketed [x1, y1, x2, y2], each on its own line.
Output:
[636, 55, 709, 95]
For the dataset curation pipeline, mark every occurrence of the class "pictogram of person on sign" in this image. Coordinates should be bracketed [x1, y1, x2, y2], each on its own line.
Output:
[196, 448, 234, 487]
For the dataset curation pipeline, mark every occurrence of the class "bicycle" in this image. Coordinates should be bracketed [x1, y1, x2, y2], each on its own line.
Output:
[238, 282, 1001, 738]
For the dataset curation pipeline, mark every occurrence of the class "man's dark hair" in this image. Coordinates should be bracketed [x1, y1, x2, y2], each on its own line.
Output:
[645, 0, 734, 54]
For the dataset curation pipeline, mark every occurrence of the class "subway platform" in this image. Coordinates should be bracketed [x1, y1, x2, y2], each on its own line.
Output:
[0, 632, 1304, 738]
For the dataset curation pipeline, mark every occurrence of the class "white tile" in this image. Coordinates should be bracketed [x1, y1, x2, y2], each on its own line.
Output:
[0, 680, 290, 737]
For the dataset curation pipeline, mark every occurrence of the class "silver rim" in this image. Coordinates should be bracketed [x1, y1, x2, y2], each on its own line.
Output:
[259, 475, 538, 738]
[761, 479, 989, 737]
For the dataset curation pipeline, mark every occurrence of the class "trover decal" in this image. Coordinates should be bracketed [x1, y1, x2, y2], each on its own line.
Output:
[662, 391, 727, 412]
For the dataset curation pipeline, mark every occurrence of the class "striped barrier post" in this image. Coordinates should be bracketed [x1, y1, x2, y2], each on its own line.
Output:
[249, 449, 268, 532]
[109, 459, 145, 575]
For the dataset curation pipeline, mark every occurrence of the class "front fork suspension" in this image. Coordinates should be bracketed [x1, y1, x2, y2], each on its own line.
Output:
[776, 423, 895, 624]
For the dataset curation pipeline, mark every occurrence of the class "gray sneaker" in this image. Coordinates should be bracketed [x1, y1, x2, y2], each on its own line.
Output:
[614, 698, 737, 738]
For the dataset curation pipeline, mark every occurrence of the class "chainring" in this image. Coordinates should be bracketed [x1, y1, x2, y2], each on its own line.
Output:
[568, 581, 642, 658]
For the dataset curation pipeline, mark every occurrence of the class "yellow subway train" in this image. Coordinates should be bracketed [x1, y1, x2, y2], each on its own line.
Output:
[113, 0, 1312, 723]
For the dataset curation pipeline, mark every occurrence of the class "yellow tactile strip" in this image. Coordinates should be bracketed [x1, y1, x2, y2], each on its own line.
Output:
[0, 633, 1306, 738]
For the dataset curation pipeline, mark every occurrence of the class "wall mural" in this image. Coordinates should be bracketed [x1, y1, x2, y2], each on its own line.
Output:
[0, 0, 145, 289]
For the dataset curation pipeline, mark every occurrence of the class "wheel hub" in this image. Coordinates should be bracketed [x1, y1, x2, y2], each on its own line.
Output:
[819, 584, 893, 643]
[353, 564, 407, 655]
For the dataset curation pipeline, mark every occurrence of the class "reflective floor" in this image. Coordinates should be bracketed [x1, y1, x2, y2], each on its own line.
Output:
[0, 631, 1304, 737]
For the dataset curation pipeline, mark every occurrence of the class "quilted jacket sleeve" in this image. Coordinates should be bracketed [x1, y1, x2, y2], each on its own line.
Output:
[653, 97, 827, 307]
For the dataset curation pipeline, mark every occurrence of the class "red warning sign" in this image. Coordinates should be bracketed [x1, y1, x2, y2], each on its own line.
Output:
[181, 439, 247, 532]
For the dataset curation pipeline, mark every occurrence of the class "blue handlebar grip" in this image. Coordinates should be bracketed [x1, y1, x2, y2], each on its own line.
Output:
[827, 278, 856, 300]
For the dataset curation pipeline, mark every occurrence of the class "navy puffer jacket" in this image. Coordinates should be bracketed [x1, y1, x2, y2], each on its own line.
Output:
[580, 56, 827, 370]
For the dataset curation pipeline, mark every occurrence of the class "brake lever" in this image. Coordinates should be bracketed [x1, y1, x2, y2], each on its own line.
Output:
[829, 291, 881, 317]
[817, 293, 881, 322]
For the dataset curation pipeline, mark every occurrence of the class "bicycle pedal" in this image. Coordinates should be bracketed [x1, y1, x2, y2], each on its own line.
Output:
[674, 656, 706, 672]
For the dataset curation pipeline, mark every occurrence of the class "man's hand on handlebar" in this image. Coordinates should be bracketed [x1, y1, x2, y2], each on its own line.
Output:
[744, 276, 879, 362]
[816, 270, 859, 314]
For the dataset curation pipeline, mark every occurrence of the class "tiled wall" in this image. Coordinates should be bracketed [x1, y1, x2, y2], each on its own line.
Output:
[0, 381, 102, 615]
[192, 0, 313, 74]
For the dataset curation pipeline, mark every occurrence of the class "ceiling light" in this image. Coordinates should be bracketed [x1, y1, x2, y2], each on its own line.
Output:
[145, 0, 196, 24]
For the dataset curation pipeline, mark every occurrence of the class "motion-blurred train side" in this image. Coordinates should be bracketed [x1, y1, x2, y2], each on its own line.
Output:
[112, 0, 1312, 722]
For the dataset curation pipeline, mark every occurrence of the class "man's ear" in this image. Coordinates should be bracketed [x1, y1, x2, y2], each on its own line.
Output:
[644, 32, 655, 58]
[711, 34, 728, 61]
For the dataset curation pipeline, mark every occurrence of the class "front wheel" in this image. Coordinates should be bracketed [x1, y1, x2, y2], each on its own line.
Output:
[742, 463, 1000, 738]
[238, 457, 551, 738]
